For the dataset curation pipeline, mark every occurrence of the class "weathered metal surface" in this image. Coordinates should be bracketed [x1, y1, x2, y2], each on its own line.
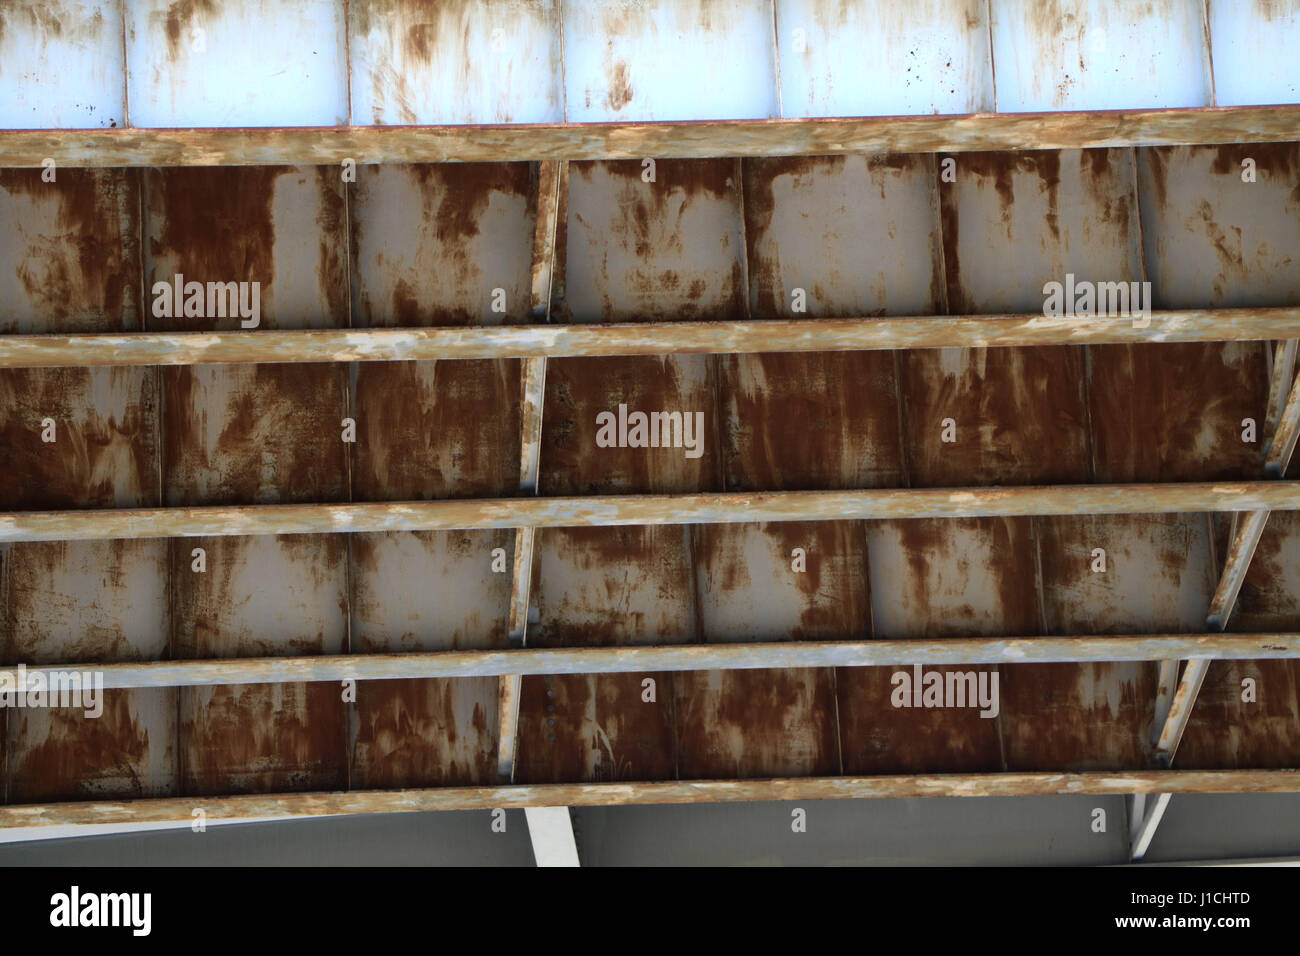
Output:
[514, 340, 718, 782]
[162, 364, 349, 507]
[681, 522, 868, 778]
[12, 633, 1300, 690]
[5, 690, 177, 803]
[7, 482, 1300, 543]
[1267, 372, 1300, 476]
[1037, 515, 1217, 634]
[7, 308, 1300, 368]
[1089, 343, 1269, 481]
[1, 540, 168, 665]
[0, 367, 158, 510]
[4, 107, 1300, 167]
[899, 348, 1091, 486]
[1207, 0, 1300, 107]
[743, 154, 943, 318]
[145, 166, 349, 331]
[0, 0, 125, 129]
[351, 361, 520, 501]
[1155, 657, 1212, 757]
[124, 0, 348, 127]
[9, 770, 1300, 828]
[1265, 340, 1298, 458]
[1177, 657, 1300, 769]
[350, 163, 535, 327]
[989, 0, 1213, 111]
[717, 353, 905, 490]
[1, 539, 174, 803]
[1235, 511, 1300, 633]
[562, 0, 777, 122]
[513, 524, 697, 782]
[774, 0, 993, 118]
[172, 534, 348, 795]
[1137, 144, 1300, 307]
[1208, 509, 1273, 629]
[348, 0, 563, 125]
[499, 164, 565, 781]
[149, 154, 353, 798]
[557, 159, 746, 323]
[0, 168, 140, 333]
[940, 149, 1143, 314]
[0, 157, 166, 808]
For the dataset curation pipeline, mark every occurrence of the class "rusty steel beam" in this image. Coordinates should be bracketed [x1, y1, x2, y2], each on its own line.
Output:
[4, 483, 1299, 544]
[1265, 369, 1300, 478]
[1155, 658, 1213, 764]
[1263, 340, 1298, 459]
[6, 634, 1300, 690]
[3, 106, 1299, 167]
[4, 770, 1300, 829]
[1205, 372, 1300, 630]
[1206, 509, 1273, 631]
[3, 309, 1300, 368]
[499, 161, 564, 784]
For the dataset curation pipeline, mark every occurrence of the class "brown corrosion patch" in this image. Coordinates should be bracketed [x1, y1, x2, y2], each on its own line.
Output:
[8, 689, 176, 802]
[147, 167, 279, 331]
[719, 352, 904, 492]
[351, 676, 498, 787]
[158, 0, 217, 61]
[675, 668, 840, 778]
[162, 363, 348, 506]
[352, 359, 521, 501]
[1088, 342, 1268, 482]
[180, 682, 347, 795]
[514, 673, 678, 784]
[541, 355, 722, 496]
[837, 665, 1005, 773]
[999, 662, 1156, 771]
[607, 61, 634, 111]
[898, 346, 1090, 487]
[0, 367, 157, 510]
[1177, 660, 1300, 769]
[941, 151, 1065, 310]
[2, 168, 141, 333]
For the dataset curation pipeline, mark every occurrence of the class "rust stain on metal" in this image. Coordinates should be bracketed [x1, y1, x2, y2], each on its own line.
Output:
[870, 517, 1043, 639]
[743, 154, 945, 318]
[1037, 514, 1217, 635]
[0, 169, 140, 333]
[180, 681, 347, 795]
[838, 665, 1005, 773]
[1178, 660, 1300, 769]
[157, 0, 217, 60]
[899, 347, 1090, 487]
[0, 367, 157, 510]
[2, 539, 168, 665]
[1089, 342, 1270, 481]
[1235, 510, 1300, 631]
[351, 360, 521, 501]
[1000, 662, 1157, 770]
[162, 363, 348, 506]
[352, 677, 499, 787]
[351, 163, 534, 327]
[719, 352, 904, 492]
[7, 690, 178, 803]
[675, 668, 840, 778]
[146, 166, 349, 330]
[514, 671, 677, 784]
[540, 355, 722, 495]
[555, 159, 745, 323]
[1138, 144, 1300, 307]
